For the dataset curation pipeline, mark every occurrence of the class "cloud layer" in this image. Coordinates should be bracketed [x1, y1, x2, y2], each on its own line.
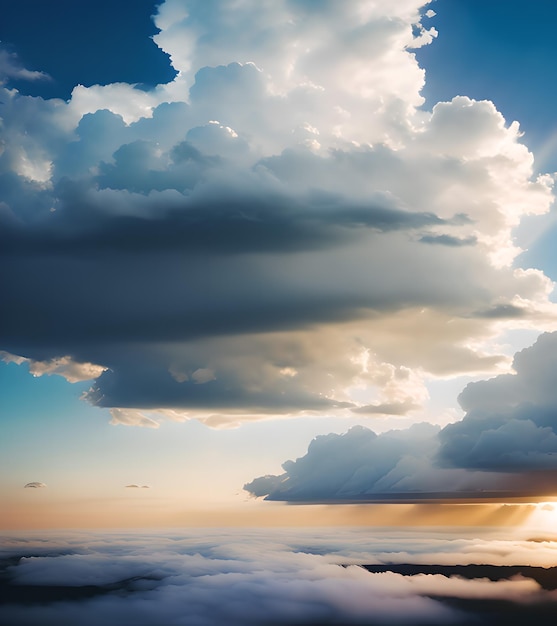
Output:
[246, 332, 557, 500]
[2, 529, 557, 625]
[1, 0, 556, 427]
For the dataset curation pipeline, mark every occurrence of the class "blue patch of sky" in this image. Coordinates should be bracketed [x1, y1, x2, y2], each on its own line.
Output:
[417, 1, 557, 284]
[0, 0, 176, 100]
[417, 0, 557, 174]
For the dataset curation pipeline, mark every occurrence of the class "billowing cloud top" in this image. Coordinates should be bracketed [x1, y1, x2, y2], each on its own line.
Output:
[1, 0, 556, 428]
[24, 482, 47, 489]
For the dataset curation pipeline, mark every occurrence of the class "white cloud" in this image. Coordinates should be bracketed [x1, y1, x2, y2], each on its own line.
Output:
[1, 0, 556, 428]
[192, 367, 216, 384]
[109, 409, 160, 429]
[0, 48, 50, 84]
[0, 352, 106, 383]
[244, 422, 513, 501]
[1, 529, 556, 625]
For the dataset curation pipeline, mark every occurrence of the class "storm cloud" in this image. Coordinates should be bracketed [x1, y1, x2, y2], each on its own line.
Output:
[1, 0, 556, 427]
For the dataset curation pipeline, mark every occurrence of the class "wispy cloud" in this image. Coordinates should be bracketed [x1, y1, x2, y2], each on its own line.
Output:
[0, 47, 50, 84]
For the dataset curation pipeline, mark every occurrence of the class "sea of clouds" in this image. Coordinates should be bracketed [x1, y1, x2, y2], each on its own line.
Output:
[2, 528, 557, 625]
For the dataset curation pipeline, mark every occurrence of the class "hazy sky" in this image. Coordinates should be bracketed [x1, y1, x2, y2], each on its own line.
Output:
[2, 0, 557, 528]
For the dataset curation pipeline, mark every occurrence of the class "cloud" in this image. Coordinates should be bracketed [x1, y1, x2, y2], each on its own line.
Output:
[244, 423, 513, 501]
[124, 484, 150, 489]
[1, 529, 556, 625]
[109, 408, 160, 429]
[438, 331, 557, 471]
[24, 482, 46, 489]
[246, 332, 557, 501]
[1, 351, 105, 383]
[0, 47, 50, 84]
[1, 0, 556, 427]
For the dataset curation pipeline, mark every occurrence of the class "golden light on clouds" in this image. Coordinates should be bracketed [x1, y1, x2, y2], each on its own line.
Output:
[523, 501, 557, 535]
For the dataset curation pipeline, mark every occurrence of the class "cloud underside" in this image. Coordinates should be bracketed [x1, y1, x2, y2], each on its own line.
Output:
[2, 530, 557, 626]
[245, 333, 557, 500]
[1, 0, 556, 428]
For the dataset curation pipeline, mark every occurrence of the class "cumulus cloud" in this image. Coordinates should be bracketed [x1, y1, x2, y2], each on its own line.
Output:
[24, 482, 46, 489]
[1, 0, 556, 427]
[438, 331, 557, 471]
[246, 332, 557, 500]
[1, 529, 556, 625]
[244, 423, 514, 501]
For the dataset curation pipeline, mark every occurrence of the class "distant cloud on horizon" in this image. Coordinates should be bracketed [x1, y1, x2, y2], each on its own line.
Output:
[24, 482, 47, 489]
[246, 332, 557, 501]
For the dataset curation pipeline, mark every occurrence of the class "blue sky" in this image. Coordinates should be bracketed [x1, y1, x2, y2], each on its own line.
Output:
[0, 0, 176, 100]
[2, 0, 557, 527]
[416, 0, 557, 172]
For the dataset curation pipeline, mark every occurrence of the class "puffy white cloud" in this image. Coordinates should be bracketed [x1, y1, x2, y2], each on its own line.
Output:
[1, 0, 556, 427]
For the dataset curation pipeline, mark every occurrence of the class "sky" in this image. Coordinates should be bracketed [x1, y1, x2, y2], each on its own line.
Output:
[2, 0, 557, 532]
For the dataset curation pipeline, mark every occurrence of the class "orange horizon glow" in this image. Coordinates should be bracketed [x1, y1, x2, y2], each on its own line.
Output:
[3, 496, 557, 531]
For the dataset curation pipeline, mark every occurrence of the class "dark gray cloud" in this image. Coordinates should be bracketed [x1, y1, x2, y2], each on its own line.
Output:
[0, 171, 445, 258]
[470, 304, 527, 319]
[419, 234, 477, 246]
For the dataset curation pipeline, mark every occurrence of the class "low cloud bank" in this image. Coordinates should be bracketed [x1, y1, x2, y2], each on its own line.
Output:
[246, 333, 557, 501]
